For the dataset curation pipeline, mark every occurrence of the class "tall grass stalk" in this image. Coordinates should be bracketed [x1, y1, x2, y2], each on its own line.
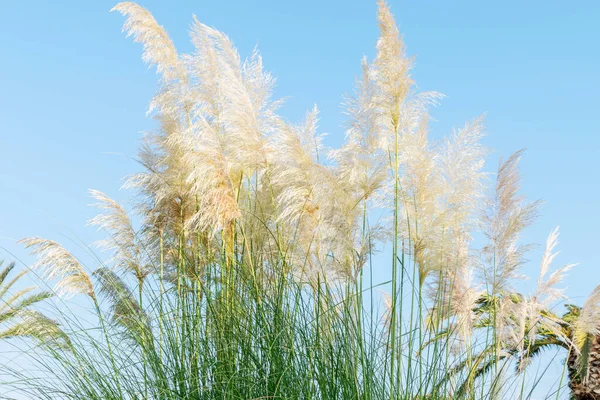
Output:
[0, 1, 583, 399]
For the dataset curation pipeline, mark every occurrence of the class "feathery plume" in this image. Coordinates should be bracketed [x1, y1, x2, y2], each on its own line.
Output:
[480, 150, 540, 294]
[271, 107, 324, 228]
[532, 227, 575, 308]
[186, 17, 223, 121]
[20, 238, 95, 299]
[428, 234, 481, 345]
[124, 115, 197, 258]
[269, 108, 327, 275]
[221, 46, 279, 173]
[397, 116, 444, 283]
[426, 119, 487, 339]
[372, 0, 413, 134]
[439, 117, 487, 234]
[381, 290, 393, 329]
[94, 268, 151, 346]
[111, 2, 184, 83]
[88, 190, 150, 281]
[331, 59, 387, 205]
[510, 227, 575, 360]
[169, 118, 240, 235]
[269, 108, 360, 278]
[188, 19, 281, 176]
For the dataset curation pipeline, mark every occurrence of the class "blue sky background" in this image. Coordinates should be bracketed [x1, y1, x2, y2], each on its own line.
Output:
[0, 0, 598, 398]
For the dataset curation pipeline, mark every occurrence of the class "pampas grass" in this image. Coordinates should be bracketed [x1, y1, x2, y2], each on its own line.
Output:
[0, 1, 594, 399]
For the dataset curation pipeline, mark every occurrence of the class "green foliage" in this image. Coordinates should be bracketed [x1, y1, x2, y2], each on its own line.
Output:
[1, 1, 593, 399]
[0, 260, 63, 347]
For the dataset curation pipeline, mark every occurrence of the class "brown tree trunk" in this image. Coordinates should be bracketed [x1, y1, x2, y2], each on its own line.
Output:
[568, 335, 600, 399]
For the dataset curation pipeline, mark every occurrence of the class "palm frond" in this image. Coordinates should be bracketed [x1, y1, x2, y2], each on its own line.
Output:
[0, 310, 70, 349]
[0, 288, 52, 320]
[0, 266, 28, 301]
[0, 261, 16, 287]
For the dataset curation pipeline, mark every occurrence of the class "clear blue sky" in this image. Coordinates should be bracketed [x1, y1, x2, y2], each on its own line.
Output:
[0, 0, 598, 398]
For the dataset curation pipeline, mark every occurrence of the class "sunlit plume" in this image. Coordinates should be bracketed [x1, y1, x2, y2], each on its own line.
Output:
[20, 238, 95, 299]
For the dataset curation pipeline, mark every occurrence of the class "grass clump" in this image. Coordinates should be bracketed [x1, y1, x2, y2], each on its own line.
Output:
[1, 1, 597, 399]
